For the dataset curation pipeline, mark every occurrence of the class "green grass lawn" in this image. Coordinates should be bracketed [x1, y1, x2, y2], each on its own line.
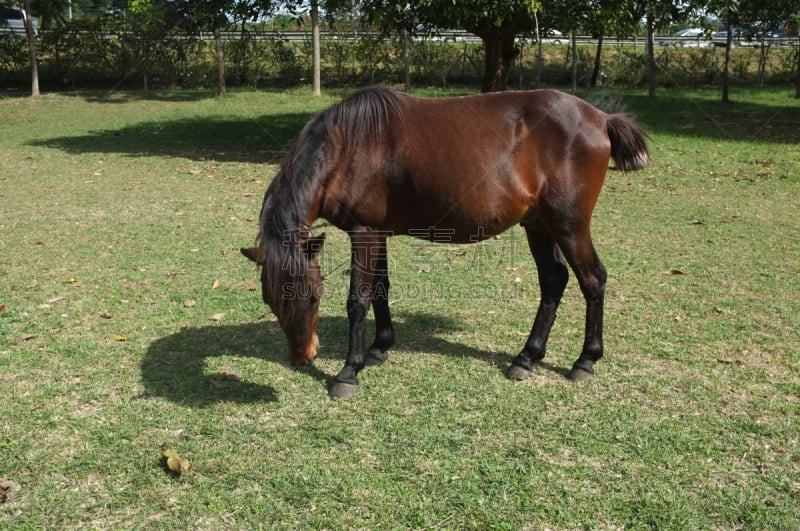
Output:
[1, 86, 798, 528]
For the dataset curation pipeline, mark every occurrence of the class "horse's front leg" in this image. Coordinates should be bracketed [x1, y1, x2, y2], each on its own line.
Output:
[329, 230, 379, 399]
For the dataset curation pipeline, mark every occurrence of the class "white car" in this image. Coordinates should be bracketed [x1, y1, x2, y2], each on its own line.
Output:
[659, 28, 710, 47]
[1, 6, 37, 37]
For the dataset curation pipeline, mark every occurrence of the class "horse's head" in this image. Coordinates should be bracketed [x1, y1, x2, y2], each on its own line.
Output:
[241, 233, 326, 366]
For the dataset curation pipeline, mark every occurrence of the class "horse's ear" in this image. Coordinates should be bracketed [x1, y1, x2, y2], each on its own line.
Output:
[240, 247, 266, 265]
[303, 233, 326, 260]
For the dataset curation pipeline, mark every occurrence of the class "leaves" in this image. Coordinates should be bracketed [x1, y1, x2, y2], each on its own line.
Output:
[210, 312, 225, 321]
[0, 478, 12, 503]
[162, 449, 189, 475]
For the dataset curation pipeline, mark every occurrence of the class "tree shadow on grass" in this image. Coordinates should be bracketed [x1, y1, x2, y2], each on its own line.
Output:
[140, 311, 534, 407]
[620, 92, 800, 144]
[28, 112, 313, 164]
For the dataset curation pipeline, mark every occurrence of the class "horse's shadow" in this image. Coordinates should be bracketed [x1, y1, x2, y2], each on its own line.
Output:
[139, 312, 567, 406]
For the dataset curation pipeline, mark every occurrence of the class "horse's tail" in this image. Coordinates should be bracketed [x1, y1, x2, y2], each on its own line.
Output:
[606, 114, 649, 171]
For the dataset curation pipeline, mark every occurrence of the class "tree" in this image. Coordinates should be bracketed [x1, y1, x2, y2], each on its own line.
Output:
[701, 0, 737, 102]
[173, 0, 276, 95]
[22, 0, 38, 96]
[638, 0, 691, 97]
[0, 0, 53, 97]
[347, 0, 541, 92]
[583, 0, 642, 87]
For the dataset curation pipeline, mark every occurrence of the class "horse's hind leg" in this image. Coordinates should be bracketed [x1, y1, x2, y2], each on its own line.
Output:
[366, 235, 395, 366]
[554, 230, 607, 381]
[507, 223, 570, 380]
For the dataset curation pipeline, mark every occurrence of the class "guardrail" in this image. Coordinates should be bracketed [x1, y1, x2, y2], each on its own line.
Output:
[2, 27, 796, 48]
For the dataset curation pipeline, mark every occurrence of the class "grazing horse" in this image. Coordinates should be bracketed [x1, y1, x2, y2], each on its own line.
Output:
[242, 86, 648, 398]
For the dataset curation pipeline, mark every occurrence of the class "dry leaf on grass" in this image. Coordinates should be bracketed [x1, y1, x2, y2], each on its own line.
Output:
[110, 334, 127, 342]
[212, 279, 221, 289]
[209, 371, 241, 389]
[162, 449, 189, 475]
[183, 299, 196, 308]
[210, 312, 225, 321]
[0, 478, 12, 503]
[665, 268, 686, 276]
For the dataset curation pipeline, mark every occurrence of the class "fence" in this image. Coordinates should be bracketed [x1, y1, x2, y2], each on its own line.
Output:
[1, 28, 797, 90]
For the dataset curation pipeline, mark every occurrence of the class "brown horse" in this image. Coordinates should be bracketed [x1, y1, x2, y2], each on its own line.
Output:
[242, 86, 648, 398]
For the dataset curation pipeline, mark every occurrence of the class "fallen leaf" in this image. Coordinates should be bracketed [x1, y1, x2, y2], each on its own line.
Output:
[0, 478, 12, 503]
[110, 334, 127, 342]
[183, 299, 196, 308]
[665, 268, 685, 276]
[212, 279, 221, 289]
[64, 278, 77, 284]
[0, 305, 6, 314]
[100, 312, 113, 319]
[162, 449, 189, 475]
[210, 312, 225, 321]
[22, 334, 37, 341]
[48, 296, 66, 304]
[246, 285, 258, 292]
[208, 371, 241, 390]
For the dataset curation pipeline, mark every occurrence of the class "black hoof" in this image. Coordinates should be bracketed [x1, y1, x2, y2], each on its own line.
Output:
[567, 367, 594, 382]
[329, 381, 359, 399]
[365, 349, 389, 367]
[506, 364, 532, 381]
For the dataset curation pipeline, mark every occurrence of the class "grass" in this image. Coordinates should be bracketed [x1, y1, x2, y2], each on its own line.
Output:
[1, 85, 799, 528]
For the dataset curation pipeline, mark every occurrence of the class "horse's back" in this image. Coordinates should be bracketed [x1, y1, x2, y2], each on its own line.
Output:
[320, 89, 614, 240]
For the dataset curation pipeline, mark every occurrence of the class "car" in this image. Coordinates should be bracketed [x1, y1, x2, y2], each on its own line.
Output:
[0, 6, 37, 36]
[659, 28, 710, 47]
[713, 27, 759, 47]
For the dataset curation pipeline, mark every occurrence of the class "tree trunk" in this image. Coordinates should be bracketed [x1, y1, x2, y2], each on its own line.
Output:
[311, 0, 321, 96]
[590, 33, 604, 87]
[571, 33, 577, 93]
[402, 28, 411, 92]
[476, 23, 518, 92]
[796, 34, 800, 99]
[214, 28, 225, 96]
[646, 15, 656, 97]
[23, 0, 39, 98]
[722, 20, 732, 103]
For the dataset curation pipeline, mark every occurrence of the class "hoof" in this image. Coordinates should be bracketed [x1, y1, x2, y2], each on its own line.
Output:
[568, 367, 594, 382]
[329, 381, 359, 399]
[506, 364, 532, 381]
[365, 349, 389, 367]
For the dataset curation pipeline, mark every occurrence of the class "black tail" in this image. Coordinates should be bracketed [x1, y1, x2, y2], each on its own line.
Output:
[606, 114, 649, 171]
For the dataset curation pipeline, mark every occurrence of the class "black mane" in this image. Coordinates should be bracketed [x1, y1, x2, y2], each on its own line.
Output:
[257, 86, 406, 247]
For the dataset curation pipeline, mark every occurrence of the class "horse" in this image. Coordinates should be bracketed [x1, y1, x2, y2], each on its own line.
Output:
[241, 86, 649, 398]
